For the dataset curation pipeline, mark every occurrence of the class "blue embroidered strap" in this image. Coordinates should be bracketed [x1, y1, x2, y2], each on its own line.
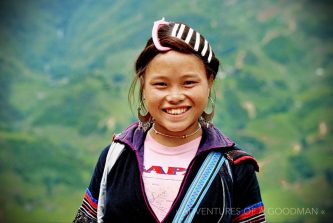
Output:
[173, 151, 226, 223]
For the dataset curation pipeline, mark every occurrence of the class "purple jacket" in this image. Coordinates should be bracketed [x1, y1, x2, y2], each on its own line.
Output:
[73, 122, 265, 223]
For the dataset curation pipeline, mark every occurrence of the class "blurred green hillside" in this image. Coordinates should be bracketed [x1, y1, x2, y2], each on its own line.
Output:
[0, 0, 332, 222]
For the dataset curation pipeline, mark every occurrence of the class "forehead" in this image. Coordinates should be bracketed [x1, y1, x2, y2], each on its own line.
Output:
[145, 50, 206, 79]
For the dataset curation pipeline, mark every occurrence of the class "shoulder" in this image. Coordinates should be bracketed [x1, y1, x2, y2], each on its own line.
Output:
[98, 134, 125, 166]
[95, 135, 119, 167]
[225, 146, 259, 172]
[95, 144, 112, 169]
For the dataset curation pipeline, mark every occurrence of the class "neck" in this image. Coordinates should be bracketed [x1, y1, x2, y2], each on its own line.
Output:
[149, 122, 202, 147]
[151, 123, 201, 144]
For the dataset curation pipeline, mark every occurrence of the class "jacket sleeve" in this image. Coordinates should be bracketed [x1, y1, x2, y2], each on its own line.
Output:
[226, 149, 266, 223]
[73, 145, 110, 223]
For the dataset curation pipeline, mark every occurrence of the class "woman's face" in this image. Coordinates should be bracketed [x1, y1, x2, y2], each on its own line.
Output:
[143, 50, 213, 135]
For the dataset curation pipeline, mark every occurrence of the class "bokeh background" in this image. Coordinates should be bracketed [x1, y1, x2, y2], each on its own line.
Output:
[0, 0, 332, 222]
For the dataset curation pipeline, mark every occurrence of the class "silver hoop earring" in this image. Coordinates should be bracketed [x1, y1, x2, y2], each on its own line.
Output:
[201, 96, 215, 127]
[137, 101, 152, 130]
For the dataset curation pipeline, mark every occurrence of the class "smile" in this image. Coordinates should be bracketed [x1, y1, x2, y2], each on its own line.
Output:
[163, 107, 190, 115]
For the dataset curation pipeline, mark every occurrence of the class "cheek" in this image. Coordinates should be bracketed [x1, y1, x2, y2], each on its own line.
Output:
[199, 92, 211, 110]
[194, 87, 210, 103]
[201, 96, 209, 109]
[144, 89, 162, 107]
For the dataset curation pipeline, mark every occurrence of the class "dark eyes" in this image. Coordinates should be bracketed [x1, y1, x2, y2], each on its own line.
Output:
[152, 81, 197, 88]
[153, 82, 167, 87]
[184, 81, 196, 86]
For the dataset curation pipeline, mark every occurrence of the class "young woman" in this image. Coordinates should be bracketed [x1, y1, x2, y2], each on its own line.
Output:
[73, 18, 265, 223]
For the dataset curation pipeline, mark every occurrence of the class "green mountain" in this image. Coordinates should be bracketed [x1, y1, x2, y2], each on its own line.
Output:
[0, 0, 332, 222]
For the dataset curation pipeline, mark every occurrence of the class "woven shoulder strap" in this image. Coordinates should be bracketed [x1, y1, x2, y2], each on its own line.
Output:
[97, 142, 125, 223]
[172, 151, 226, 223]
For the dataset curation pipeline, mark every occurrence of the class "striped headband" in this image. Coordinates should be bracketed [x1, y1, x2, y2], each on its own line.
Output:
[152, 18, 215, 64]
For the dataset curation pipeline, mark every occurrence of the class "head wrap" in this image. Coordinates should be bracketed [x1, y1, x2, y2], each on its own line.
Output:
[152, 17, 219, 75]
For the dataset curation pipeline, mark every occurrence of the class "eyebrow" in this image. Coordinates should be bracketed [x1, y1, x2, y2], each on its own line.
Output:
[148, 73, 202, 81]
[148, 75, 169, 80]
[181, 74, 201, 78]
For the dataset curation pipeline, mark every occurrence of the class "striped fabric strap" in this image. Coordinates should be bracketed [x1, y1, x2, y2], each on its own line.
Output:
[233, 202, 265, 223]
[97, 142, 125, 223]
[172, 151, 226, 223]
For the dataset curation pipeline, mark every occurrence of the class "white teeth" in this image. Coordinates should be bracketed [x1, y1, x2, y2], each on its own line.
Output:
[166, 108, 187, 115]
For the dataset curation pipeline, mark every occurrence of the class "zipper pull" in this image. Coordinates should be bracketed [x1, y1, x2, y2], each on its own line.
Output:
[226, 152, 233, 162]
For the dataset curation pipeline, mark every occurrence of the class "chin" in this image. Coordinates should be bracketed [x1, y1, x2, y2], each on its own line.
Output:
[166, 126, 186, 133]
[162, 121, 194, 133]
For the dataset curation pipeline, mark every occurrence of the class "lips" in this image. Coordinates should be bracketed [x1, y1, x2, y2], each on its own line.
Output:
[163, 106, 191, 115]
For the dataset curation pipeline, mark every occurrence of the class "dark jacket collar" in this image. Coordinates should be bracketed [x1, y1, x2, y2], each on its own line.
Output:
[115, 122, 235, 154]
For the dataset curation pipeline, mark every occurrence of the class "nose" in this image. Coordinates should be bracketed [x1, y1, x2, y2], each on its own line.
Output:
[166, 89, 185, 104]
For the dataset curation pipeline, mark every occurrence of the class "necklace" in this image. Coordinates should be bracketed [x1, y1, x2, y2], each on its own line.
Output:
[151, 123, 201, 139]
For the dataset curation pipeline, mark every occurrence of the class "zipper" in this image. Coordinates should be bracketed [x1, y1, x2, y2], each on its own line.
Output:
[135, 150, 161, 223]
[226, 152, 233, 162]
[161, 156, 198, 222]
[117, 139, 161, 222]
